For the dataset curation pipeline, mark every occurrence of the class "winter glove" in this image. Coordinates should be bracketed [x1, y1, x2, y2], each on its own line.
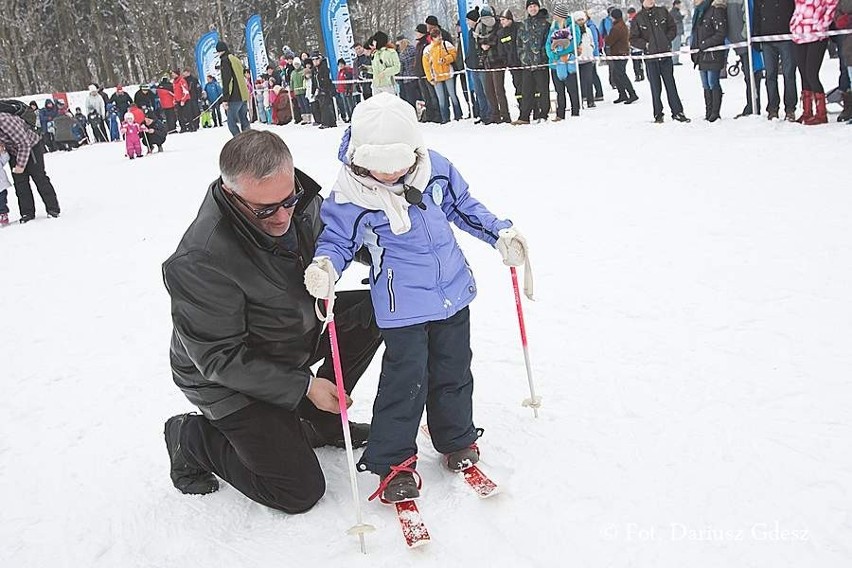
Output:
[496, 228, 528, 267]
[304, 256, 338, 299]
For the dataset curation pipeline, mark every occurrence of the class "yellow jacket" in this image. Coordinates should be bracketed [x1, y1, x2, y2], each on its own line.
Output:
[422, 39, 457, 83]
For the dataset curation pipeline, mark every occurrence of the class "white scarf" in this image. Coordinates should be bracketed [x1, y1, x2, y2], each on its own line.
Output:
[332, 149, 432, 235]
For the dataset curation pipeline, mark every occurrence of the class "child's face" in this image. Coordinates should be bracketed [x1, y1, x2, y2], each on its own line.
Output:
[369, 167, 410, 184]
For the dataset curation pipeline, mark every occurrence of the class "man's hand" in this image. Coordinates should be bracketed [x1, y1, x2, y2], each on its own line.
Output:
[12, 166, 24, 174]
[307, 376, 351, 413]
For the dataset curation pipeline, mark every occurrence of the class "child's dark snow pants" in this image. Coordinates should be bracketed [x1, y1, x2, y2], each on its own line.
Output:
[358, 307, 479, 476]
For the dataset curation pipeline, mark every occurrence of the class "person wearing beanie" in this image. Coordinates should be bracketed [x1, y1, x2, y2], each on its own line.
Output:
[465, 6, 491, 123]
[369, 30, 402, 95]
[545, 4, 581, 119]
[514, 0, 551, 124]
[626, 7, 645, 82]
[629, 0, 691, 123]
[497, 9, 523, 112]
[605, 8, 639, 104]
[571, 11, 600, 109]
[474, 4, 512, 123]
[414, 24, 441, 122]
[303, 93, 532, 503]
[218, 38, 251, 136]
[120, 109, 147, 159]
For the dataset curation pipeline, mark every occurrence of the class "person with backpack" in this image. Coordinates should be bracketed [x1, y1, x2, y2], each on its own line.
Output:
[217, 40, 252, 136]
[0, 111, 61, 223]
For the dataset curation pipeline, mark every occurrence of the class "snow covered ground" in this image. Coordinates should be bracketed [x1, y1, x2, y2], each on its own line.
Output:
[2, 64, 851, 567]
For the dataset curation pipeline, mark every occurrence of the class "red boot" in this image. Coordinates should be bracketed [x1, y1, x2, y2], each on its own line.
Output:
[796, 91, 813, 124]
[804, 92, 828, 125]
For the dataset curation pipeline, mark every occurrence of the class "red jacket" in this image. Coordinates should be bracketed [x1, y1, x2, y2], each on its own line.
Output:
[336, 66, 354, 95]
[172, 76, 191, 104]
[157, 87, 175, 110]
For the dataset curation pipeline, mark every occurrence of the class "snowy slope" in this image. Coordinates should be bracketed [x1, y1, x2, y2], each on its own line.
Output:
[2, 65, 851, 567]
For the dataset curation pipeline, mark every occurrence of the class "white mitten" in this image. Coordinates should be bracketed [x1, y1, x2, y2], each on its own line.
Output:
[304, 256, 338, 299]
[496, 228, 528, 267]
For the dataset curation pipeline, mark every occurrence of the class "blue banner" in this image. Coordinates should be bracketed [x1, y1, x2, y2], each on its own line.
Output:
[245, 14, 269, 81]
[195, 30, 220, 84]
[320, 0, 356, 76]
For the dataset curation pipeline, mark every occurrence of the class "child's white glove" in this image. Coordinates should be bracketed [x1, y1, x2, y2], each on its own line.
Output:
[304, 257, 338, 299]
[496, 228, 528, 267]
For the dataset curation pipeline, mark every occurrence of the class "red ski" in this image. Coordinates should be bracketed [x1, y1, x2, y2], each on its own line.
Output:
[461, 465, 499, 499]
[394, 500, 431, 548]
[419, 425, 499, 498]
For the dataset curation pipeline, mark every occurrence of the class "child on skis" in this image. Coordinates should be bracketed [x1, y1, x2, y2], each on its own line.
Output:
[303, 93, 532, 503]
[199, 92, 213, 128]
[120, 112, 147, 159]
[0, 144, 12, 226]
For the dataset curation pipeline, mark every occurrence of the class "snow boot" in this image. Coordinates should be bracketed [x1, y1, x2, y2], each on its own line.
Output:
[369, 456, 422, 503]
[0, 213, 8, 226]
[796, 90, 813, 123]
[445, 444, 480, 472]
[672, 112, 691, 123]
[300, 418, 369, 449]
[703, 89, 712, 120]
[708, 87, 723, 122]
[624, 93, 639, 104]
[47, 210, 59, 218]
[804, 92, 828, 125]
[837, 91, 852, 122]
[19, 214, 34, 224]
[164, 414, 219, 495]
[381, 471, 420, 502]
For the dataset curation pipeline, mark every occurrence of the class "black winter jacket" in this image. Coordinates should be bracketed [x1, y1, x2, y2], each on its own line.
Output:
[753, 0, 795, 35]
[134, 89, 157, 110]
[496, 21, 522, 67]
[630, 6, 678, 54]
[691, 0, 729, 71]
[163, 171, 325, 420]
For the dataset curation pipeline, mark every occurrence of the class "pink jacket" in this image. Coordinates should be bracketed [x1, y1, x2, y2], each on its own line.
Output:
[790, 0, 839, 43]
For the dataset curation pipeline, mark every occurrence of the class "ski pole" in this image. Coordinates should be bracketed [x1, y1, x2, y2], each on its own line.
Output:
[325, 298, 375, 553]
[510, 266, 541, 418]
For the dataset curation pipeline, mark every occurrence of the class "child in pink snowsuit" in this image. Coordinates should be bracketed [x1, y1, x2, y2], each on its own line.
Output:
[121, 112, 145, 159]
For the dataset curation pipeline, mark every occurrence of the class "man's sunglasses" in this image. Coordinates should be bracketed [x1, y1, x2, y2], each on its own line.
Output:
[224, 177, 304, 219]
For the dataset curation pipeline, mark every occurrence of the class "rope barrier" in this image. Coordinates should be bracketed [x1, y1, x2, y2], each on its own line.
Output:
[328, 28, 852, 84]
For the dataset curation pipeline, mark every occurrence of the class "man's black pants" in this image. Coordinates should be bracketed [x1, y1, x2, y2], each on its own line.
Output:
[645, 57, 684, 118]
[178, 290, 382, 513]
[10, 143, 60, 218]
[519, 68, 551, 121]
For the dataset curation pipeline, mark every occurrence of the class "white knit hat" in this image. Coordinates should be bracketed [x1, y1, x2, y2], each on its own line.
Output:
[349, 93, 423, 174]
[572, 10, 587, 22]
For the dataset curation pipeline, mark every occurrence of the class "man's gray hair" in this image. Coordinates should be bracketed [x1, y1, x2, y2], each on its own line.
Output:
[219, 130, 293, 193]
